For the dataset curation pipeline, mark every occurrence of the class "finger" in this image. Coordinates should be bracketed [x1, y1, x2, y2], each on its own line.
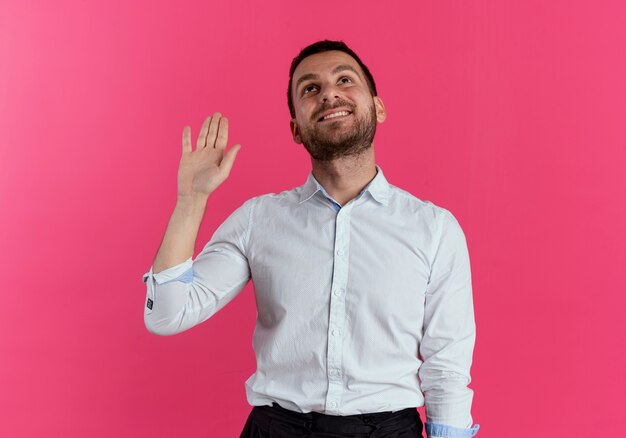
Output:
[182, 126, 192, 153]
[206, 112, 222, 148]
[196, 115, 212, 150]
[219, 144, 241, 176]
[215, 117, 228, 151]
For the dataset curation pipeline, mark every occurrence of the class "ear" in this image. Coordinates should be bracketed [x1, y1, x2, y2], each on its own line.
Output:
[373, 96, 387, 123]
[290, 119, 302, 144]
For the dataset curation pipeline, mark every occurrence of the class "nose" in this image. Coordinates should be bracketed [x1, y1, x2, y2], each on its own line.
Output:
[319, 82, 341, 103]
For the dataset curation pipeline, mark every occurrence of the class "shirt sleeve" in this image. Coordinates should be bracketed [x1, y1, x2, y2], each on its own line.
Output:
[142, 197, 255, 336]
[418, 208, 480, 434]
[426, 421, 480, 437]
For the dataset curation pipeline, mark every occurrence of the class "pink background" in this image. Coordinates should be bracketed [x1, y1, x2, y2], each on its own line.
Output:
[1, 1, 625, 436]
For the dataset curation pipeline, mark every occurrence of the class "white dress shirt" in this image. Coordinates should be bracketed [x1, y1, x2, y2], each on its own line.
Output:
[143, 165, 480, 437]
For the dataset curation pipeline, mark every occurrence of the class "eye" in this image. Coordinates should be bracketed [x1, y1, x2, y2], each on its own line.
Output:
[339, 76, 353, 84]
[303, 84, 318, 95]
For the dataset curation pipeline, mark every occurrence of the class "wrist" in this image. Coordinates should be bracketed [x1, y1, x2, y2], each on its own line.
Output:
[174, 194, 209, 224]
[176, 192, 209, 207]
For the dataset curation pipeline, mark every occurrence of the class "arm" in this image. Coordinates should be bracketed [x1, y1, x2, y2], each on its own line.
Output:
[142, 112, 244, 335]
[143, 197, 254, 336]
[419, 209, 480, 437]
[151, 194, 208, 276]
[152, 112, 241, 275]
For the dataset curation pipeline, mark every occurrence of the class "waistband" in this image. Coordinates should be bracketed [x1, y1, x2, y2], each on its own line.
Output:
[252, 402, 421, 435]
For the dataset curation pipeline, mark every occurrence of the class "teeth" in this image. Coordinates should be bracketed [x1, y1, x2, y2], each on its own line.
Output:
[323, 111, 350, 120]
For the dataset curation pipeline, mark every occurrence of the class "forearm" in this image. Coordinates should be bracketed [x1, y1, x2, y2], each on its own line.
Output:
[152, 194, 209, 274]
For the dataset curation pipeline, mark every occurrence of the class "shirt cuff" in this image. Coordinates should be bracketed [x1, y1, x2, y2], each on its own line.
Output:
[142, 257, 194, 285]
[426, 422, 480, 437]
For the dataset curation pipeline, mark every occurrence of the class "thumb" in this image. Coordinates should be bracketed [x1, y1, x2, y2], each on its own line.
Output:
[220, 144, 241, 176]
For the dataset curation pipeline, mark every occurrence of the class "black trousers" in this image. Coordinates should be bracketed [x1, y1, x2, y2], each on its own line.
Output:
[239, 403, 423, 438]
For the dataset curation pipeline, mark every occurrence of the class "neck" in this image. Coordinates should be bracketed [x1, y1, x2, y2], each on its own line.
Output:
[310, 145, 377, 206]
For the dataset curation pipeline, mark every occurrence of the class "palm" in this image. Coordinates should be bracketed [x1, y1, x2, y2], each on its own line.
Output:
[177, 112, 241, 198]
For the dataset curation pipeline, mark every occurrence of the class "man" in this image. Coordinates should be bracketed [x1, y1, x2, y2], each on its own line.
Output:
[143, 40, 480, 438]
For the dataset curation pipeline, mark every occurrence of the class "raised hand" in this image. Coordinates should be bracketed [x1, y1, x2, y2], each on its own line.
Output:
[177, 112, 242, 198]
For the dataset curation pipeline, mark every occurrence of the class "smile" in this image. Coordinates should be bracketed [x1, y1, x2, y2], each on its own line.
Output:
[318, 110, 352, 122]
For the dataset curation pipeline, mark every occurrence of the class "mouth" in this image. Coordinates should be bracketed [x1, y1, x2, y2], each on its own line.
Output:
[318, 110, 352, 122]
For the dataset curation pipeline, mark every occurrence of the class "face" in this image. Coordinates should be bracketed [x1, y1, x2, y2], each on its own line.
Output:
[290, 51, 386, 161]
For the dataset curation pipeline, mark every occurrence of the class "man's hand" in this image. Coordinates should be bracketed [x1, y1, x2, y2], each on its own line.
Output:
[177, 112, 242, 199]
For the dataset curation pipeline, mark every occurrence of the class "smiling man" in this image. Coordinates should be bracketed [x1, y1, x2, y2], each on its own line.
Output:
[143, 40, 480, 438]
[289, 49, 382, 167]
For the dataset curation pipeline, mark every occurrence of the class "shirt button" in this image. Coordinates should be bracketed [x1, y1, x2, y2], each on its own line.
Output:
[329, 401, 337, 408]
[336, 249, 344, 256]
[332, 329, 340, 336]
[333, 288, 342, 296]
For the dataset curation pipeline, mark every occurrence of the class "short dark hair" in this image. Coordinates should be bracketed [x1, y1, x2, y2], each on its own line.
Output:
[287, 40, 378, 118]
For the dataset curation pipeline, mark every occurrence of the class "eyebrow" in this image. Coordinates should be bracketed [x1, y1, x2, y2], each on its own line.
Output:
[295, 64, 362, 92]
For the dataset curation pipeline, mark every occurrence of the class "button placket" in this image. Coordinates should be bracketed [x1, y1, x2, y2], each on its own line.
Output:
[324, 204, 353, 413]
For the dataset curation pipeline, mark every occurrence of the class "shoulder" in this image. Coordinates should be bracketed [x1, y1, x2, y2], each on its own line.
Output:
[386, 183, 453, 222]
[384, 183, 468, 245]
[245, 184, 305, 209]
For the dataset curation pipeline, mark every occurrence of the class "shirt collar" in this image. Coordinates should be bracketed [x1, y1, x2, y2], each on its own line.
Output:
[297, 164, 390, 206]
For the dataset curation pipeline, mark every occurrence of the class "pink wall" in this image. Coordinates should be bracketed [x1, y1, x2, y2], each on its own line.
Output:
[1, 1, 625, 436]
